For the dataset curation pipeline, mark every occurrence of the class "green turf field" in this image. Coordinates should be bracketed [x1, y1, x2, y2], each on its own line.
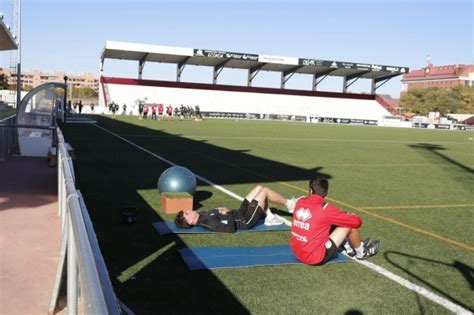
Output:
[64, 115, 473, 314]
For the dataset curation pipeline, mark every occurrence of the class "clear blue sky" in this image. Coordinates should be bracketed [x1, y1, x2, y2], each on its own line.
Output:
[1, 0, 473, 97]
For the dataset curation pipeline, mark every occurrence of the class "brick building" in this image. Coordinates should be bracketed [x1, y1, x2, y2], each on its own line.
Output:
[0, 68, 99, 92]
[401, 64, 474, 92]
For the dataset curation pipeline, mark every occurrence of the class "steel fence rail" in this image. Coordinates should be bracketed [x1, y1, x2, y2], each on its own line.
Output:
[49, 128, 124, 315]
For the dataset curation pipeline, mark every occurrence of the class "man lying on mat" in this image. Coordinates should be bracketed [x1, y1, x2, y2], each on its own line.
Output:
[289, 177, 380, 265]
[174, 185, 294, 233]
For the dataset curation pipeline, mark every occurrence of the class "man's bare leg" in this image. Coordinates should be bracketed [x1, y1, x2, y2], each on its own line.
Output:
[329, 227, 362, 248]
[245, 185, 264, 201]
[253, 187, 288, 208]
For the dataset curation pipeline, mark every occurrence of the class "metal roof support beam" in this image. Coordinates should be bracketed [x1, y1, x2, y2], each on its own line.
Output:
[138, 53, 148, 80]
[312, 69, 336, 91]
[342, 71, 371, 93]
[176, 57, 190, 82]
[213, 60, 230, 84]
[342, 76, 358, 93]
[247, 64, 264, 87]
[371, 73, 400, 94]
[281, 66, 303, 89]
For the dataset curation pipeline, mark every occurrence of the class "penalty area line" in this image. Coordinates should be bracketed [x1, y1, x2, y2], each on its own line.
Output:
[93, 123, 471, 315]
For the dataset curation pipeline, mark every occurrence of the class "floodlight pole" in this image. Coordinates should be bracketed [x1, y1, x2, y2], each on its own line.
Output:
[15, 0, 21, 109]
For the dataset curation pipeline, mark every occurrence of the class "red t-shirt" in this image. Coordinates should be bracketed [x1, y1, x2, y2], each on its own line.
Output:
[158, 104, 164, 114]
[152, 105, 156, 113]
[290, 195, 362, 265]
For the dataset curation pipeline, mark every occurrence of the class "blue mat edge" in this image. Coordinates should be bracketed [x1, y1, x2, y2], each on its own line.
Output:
[179, 245, 351, 270]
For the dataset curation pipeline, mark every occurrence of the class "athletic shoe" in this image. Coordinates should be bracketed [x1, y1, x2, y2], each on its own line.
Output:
[286, 197, 297, 214]
[264, 211, 284, 226]
[356, 240, 380, 260]
[344, 238, 370, 257]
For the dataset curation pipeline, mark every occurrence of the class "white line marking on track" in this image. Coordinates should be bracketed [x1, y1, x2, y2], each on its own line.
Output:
[121, 134, 472, 145]
[93, 123, 472, 315]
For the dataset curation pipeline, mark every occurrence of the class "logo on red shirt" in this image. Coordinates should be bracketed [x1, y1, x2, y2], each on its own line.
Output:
[296, 208, 312, 221]
[293, 208, 311, 231]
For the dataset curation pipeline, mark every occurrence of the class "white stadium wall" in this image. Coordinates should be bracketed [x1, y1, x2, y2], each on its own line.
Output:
[99, 77, 391, 122]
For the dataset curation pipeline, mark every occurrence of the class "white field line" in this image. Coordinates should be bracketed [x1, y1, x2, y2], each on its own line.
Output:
[93, 124, 472, 315]
[122, 134, 473, 145]
[94, 124, 243, 201]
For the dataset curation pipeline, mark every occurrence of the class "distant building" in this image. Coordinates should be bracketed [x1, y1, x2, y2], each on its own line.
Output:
[401, 64, 474, 92]
[0, 68, 99, 93]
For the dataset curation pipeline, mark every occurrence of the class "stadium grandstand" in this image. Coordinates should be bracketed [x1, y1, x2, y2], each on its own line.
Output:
[100, 41, 409, 124]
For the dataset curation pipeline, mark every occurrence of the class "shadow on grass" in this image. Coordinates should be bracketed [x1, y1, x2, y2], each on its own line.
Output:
[408, 143, 473, 174]
[384, 251, 473, 312]
[194, 190, 213, 209]
[65, 116, 331, 313]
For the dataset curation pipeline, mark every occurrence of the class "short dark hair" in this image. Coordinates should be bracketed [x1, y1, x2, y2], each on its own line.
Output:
[174, 210, 192, 229]
[309, 177, 329, 197]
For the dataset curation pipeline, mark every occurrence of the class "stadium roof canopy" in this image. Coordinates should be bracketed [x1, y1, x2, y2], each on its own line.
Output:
[0, 18, 17, 51]
[101, 41, 409, 94]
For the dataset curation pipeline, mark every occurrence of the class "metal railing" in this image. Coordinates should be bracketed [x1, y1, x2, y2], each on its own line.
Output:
[49, 128, 124, 315]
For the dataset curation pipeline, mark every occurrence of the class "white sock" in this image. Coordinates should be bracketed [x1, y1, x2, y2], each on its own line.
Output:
[355, 243, 365, 256]
[344, 239, 354, 252]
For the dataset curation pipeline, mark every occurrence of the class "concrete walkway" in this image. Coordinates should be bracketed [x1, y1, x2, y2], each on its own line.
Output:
[0, 156, 60, 315]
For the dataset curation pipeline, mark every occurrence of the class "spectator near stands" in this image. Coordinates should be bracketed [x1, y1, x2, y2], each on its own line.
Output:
[158, 103, 164, 120]
[195, 105, 202, 121]
[166, 104, 173, 120]
[179, 105, 185, 120]
[78, 100, 83, 115]
[138, 102, 144, 120]
[122, 104, 127, 115]
[110, 101, 117, 119]
[174, 107, 181, 120]
[151, 104, 157, 120]
[143, 104, 149, 119]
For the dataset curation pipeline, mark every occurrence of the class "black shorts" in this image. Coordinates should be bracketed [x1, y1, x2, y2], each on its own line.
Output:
[318, 239, 338, 265]
[237, 199, 263, 229]
[238, 199, 252, 212]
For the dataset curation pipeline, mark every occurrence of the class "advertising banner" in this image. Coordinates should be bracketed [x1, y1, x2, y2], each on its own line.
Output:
[194, 49, 258, 61]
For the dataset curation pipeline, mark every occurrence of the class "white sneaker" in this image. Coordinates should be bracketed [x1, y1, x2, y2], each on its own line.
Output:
[264, 210, 283, 226]
[286, 197, 297, 214]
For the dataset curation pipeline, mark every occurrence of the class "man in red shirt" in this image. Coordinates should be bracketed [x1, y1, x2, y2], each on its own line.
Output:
[151, 104, 157, 120]
[158, 104, 164, 120]
[289, 177, 380, 265]
[166, 105, 173, 120]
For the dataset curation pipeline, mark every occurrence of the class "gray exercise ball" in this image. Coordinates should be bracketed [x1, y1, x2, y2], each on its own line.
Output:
[157, 166, 197, 195]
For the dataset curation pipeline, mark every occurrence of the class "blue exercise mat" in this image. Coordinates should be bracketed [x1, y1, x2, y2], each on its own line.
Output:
[152, 220, 290, 235]
[179, 245, 351, 270]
